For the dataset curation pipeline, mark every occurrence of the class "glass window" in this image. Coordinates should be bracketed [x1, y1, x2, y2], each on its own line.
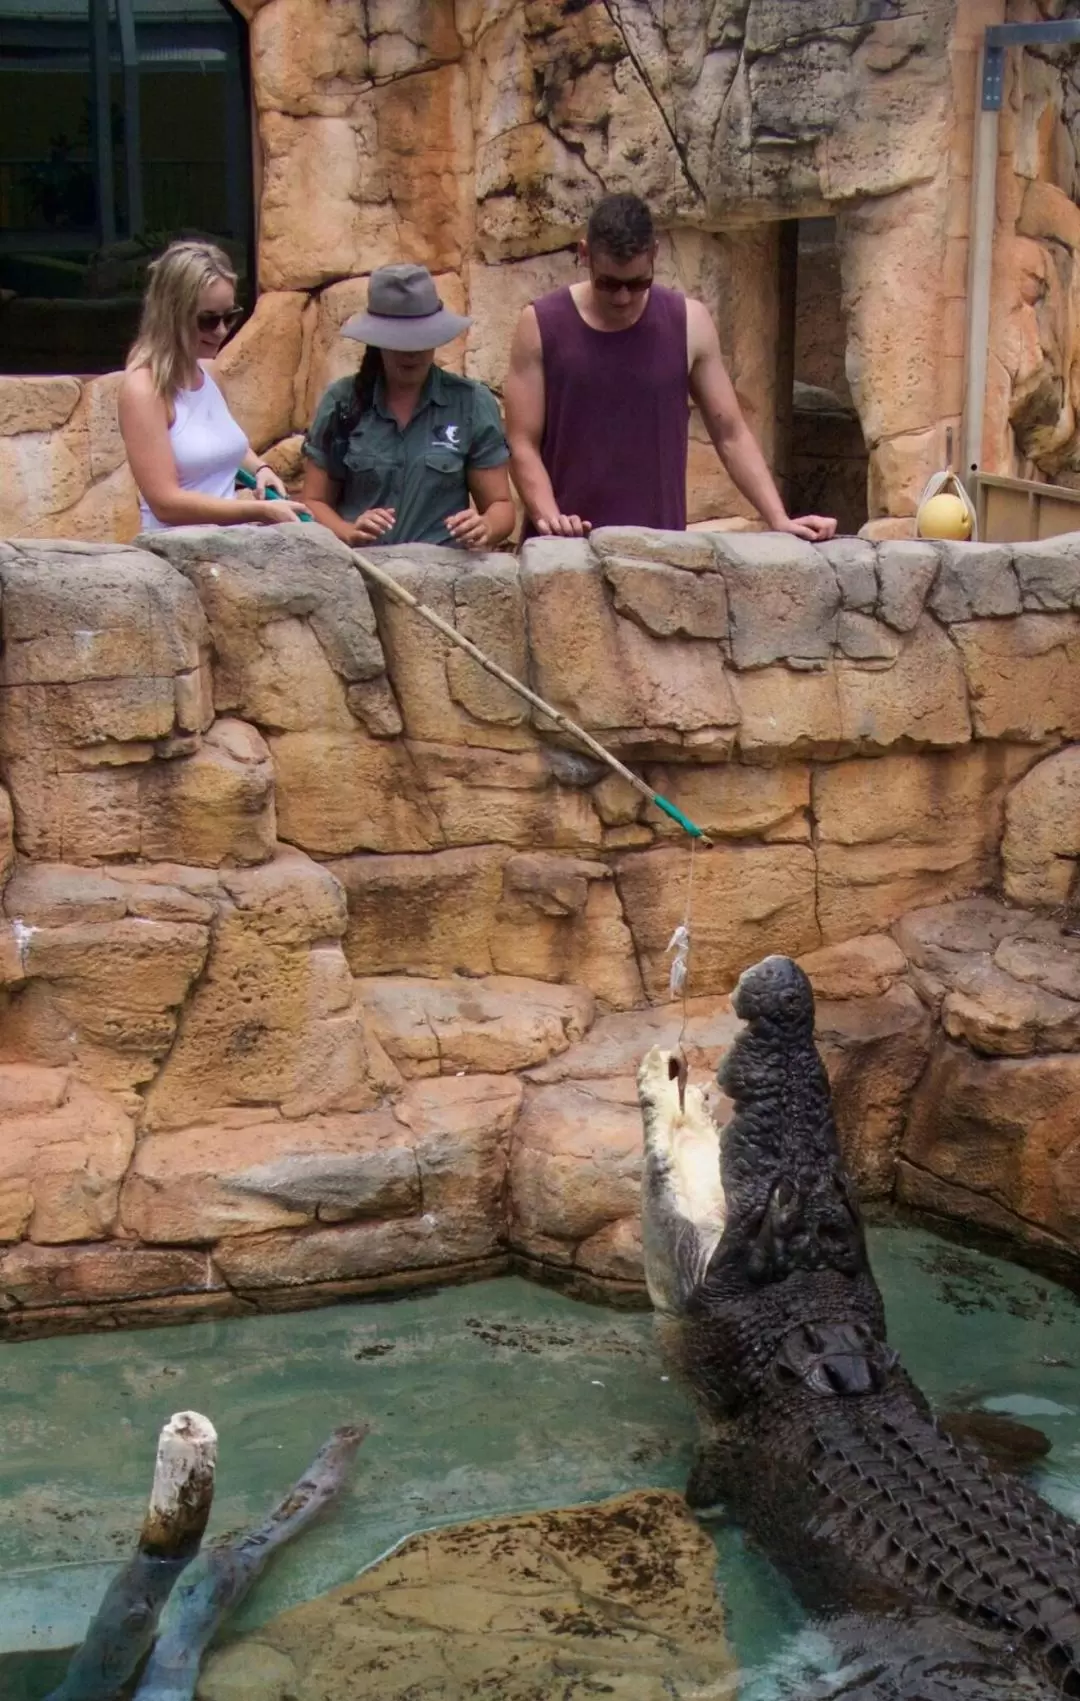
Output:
[0, 0, 251, 375]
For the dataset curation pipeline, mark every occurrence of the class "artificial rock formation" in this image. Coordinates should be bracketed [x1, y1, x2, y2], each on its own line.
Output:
[0, 522, 1076, 1330]
[3, 3, 1080, 537]
[195, 1491, 735, 1700]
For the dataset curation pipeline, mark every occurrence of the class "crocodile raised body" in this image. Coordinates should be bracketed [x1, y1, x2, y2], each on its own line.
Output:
[639, 954, 1080, 1700]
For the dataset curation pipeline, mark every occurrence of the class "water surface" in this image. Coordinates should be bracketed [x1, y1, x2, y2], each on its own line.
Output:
[2, 1225, 1079, 1696]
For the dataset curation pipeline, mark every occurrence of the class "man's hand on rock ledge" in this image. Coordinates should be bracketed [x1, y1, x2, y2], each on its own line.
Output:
[775, 513, 838, 543]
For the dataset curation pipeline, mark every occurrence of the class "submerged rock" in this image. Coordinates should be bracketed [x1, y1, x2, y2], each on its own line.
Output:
[196, 1489, 734, 1700]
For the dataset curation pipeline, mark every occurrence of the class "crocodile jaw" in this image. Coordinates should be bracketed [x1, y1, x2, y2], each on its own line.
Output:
[637, 1045, 728, 1315]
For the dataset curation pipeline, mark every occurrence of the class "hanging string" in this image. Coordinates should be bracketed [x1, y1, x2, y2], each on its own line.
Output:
[666, 833, 698, 1112]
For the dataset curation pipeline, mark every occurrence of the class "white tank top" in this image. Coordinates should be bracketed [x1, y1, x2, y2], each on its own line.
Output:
[138, 366, 249, 531]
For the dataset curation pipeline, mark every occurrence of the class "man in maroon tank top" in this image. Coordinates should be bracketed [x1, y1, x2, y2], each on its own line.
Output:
[504, 194, 836, 542]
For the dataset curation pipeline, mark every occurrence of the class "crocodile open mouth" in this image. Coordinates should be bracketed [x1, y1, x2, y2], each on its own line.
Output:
[636, 1044, 729, 1316]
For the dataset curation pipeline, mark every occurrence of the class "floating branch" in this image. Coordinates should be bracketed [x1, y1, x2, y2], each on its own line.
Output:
[134, 1423, 368, 1701]
[46, 1411, 218, 1701]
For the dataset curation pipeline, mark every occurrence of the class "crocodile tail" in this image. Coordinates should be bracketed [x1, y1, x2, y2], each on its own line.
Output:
[806, 1402, 1080, 1694]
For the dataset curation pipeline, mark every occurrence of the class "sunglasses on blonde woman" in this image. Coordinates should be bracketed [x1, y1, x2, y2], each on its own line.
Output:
[196, 307, 244, 332]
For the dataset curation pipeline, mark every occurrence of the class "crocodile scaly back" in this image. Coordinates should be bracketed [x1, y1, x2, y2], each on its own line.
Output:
[805, 1400, 1080, 1694]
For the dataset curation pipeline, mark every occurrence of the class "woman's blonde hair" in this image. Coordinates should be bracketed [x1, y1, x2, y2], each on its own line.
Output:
[127, 239, 237, 400]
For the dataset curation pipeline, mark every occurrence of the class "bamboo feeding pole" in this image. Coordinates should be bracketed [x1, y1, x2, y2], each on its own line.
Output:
[234, 469, 713, 844]
[352, 545, 712, 842]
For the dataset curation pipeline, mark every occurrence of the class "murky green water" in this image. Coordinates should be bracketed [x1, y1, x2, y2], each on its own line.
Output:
[3, 1225, 1080, 1697]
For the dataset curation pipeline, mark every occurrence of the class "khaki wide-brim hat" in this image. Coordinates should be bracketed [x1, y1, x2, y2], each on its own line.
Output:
[342, 263, 471, 352]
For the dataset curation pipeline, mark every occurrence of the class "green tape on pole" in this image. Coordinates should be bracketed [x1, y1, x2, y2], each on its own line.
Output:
[236, 466, 314, 519]
[652, 794, 707, 840]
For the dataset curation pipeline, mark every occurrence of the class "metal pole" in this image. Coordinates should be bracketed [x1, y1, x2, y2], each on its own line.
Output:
[774, 219, 798, 509]
[961, 49, 999, 492]
[89, 0, 116, 245]
[960, 19, 1080, 494]
[115, 0, 142, 237]
[224, 32, 246, 240]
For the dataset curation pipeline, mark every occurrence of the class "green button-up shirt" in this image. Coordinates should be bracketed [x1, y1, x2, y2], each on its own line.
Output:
[302, 366, 509, 547]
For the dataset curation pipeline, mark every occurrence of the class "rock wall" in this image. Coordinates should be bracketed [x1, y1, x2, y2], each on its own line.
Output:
[0, 521, 1078, 1332]
[983, 10, 1080, 488]
[3, 2, 1080, 538]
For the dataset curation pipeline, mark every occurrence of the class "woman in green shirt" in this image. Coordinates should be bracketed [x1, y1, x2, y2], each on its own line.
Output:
[301, 265, 516, 551]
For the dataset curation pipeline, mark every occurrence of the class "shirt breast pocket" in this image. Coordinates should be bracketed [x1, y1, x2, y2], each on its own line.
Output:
[424, 447, 465, 477]
[344, 444, 394, 502]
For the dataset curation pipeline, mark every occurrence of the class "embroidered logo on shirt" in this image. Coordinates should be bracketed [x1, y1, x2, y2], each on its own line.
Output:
[433, 424, 461, 448]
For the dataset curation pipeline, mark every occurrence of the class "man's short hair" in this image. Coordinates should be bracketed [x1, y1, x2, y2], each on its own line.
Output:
[586, 194, 654, 263]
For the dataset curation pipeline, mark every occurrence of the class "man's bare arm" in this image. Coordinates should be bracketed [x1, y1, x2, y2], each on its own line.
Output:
[687, 300, 836, 542]
[504, 306, 590, 536]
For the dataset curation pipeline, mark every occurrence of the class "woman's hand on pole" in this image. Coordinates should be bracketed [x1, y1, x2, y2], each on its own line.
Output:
[255, 499, 311, 524]
[254, 465, 290, 501]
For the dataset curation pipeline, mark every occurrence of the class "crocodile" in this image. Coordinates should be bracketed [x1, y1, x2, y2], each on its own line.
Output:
[638, 953, 1080, 1700]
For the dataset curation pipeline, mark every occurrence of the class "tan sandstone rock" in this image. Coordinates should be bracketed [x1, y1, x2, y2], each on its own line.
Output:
[1, 862, 215, 1092]
[952, 613, 1080, 742]
[354, 974, 594, 1078]
[601, 556, 730, 641]
[644, 762, 810, 843]
[330, 845, 507, 978]
[524, 996, 739, 1088]
[270, 726, 441, 856]
[509, 1080, 643, 1267]
[816, 985, 932, 1197]
[489, 853, 643, 1010]
[815, 745, 1037, 940]
[121, 1107, 419, 1244]
[366, 549, 528, 745]
[214, 291, 309, 450]
[899, 1042, 1080, 1254]
[1, 910, 209, 1093]
[142, 850, 400, 1130]
[712, 531, 840, 666]
[615, 843, 819, 1000]
[1003, 746, 1080, 907]
[0, 376, 80, 436]
[195, 1491, 733, 1701]
[258, 64, 472, 291]
[0, 1241, 224, 1312]
[140, 525, 387, 722]
[0, 1065, 134, 1243]
[212, 1074, 518, 1291]
[139, 718, 276, 867]
[798, 934, 908, 1001]
[408, 743, 602, 852]
[521, 539, 737, 758]
[41, 464, 141, 546]
[0, 419, 91, 536]
[892, 897, 1080, 1059]
[0, 542, 213, 862]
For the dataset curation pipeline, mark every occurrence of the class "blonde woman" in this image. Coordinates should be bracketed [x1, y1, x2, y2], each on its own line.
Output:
[119, 240, 308, 530]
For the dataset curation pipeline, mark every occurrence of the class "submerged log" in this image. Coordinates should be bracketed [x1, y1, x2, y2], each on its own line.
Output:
[135, 1423, 367, 1701]
[46, 1411, 218, 1701]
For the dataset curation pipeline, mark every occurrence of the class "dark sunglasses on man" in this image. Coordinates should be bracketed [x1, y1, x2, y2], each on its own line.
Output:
[196, 306, 245, 332]
[590, 270, 653, 295]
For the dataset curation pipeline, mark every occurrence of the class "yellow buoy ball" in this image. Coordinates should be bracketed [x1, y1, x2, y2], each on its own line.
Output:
[917, 492, 972, 541]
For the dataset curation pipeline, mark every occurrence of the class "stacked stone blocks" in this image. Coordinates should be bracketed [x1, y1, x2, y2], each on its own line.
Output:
[0, 522, 1078, 1331]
